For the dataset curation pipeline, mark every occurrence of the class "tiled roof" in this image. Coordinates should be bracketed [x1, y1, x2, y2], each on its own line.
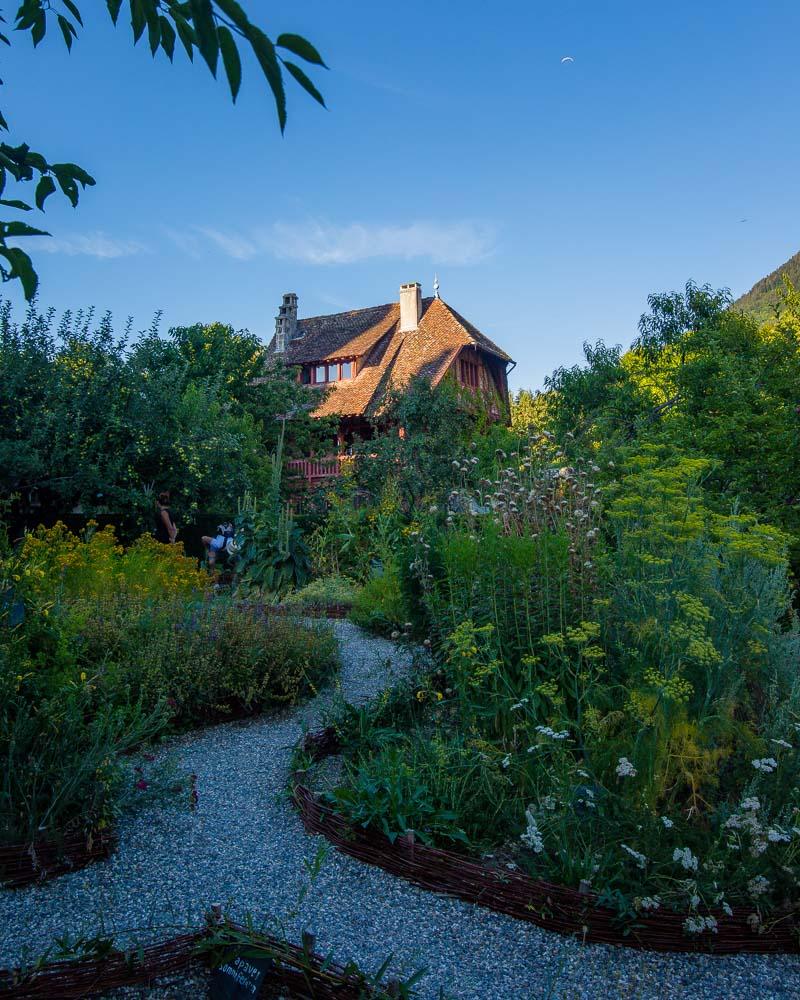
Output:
[266, 296, 513, 419]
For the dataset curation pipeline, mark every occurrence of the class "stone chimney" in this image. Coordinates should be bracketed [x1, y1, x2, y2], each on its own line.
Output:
[399, 281, 422, 333]
[274, 292, 298, 353]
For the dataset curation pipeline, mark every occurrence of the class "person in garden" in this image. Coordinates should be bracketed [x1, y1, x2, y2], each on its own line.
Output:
[201, 522, 234, 568]
[154, 491, 178, 544]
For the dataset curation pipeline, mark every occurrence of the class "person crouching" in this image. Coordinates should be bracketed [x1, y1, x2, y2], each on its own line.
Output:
[201, 522, 234, 568]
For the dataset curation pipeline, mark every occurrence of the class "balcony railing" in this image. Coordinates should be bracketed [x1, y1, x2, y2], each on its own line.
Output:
[286, 455, 353, 489]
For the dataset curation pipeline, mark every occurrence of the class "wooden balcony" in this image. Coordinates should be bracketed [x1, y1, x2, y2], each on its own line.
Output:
[286, 455, 353, 489]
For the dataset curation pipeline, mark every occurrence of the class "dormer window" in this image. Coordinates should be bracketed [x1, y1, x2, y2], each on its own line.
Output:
[306, 360, 355, 384]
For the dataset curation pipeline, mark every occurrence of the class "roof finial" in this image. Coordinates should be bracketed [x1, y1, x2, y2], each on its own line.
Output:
[433, 273, 440, 299]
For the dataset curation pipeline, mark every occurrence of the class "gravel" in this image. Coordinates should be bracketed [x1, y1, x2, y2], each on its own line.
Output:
[2, 620, 800, 1000]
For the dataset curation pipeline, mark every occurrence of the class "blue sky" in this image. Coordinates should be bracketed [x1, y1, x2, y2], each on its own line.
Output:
[3, 0, 800, 390]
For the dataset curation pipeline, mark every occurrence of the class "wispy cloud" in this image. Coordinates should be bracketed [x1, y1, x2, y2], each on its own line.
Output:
[267, 221, 495, 266]
[166, 219, 495, 266]
[35, 231, 149, 258]
[195, 226, 259, 261]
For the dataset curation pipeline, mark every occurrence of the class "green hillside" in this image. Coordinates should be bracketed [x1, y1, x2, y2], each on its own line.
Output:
[735, 248, 800, 321]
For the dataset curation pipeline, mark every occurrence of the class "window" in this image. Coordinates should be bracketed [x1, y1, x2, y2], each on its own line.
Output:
[309, 360, 355, 384]
[460, 358, 480, 388]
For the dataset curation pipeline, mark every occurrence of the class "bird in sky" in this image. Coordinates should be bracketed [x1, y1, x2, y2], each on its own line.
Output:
[738, 218, 748, 223]
[561, 56, 574, 63]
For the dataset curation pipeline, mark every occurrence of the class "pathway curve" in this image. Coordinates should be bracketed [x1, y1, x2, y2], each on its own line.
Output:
[1, 621, 799, 999]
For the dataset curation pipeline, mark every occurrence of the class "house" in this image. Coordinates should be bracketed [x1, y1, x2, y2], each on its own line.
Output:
[267, 282, 515, 452]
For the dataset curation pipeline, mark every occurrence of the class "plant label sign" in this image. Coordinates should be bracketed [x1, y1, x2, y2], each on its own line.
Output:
[210, 953, 273, 999]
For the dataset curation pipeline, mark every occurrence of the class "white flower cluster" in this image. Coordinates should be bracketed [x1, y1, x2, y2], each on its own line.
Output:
[638, 896, 661, 911]
[534, 725, 570, 740]
[724, 796, 794, 855]
[673, 847, 699, 871]
[521, 805, 544, 853]
[752, 758, 778, 773]
[684, 915, 718, 936]
[510, 698, 529, 711]
[660, 816, 674, 829]
[771, 738, 793, 749]
[501, 754, 511, 769]
[615, 757, 637, 778]
[767, 828, 791, 843]
[621, 844, 647, 869]
[748, 875, 770, 897]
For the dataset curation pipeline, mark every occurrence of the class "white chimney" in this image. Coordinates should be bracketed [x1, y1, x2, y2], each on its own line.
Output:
[274, 292, 298, 353]
[399, 281, 422, 333]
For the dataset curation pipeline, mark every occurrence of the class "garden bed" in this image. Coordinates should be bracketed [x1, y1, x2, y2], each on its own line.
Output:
[0, 920, 402, 999]
[293, 728, 800, 956]
[0, 828, 117, 890]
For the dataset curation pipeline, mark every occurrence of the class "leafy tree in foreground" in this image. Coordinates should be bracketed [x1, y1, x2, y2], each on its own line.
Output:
[1, 1, 327, 298]
[533, 281, 800, 559]
[0, 299, 332, 524]
[353, 378, 475, 510]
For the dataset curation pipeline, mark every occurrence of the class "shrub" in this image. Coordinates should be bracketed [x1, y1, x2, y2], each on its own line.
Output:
[0, 602, 168, 845]
[350, 562, 409, 635]
[325, 439, 800, 929]
[15, 521, 206, 603]
[81, 598, 340, 725]
[283, 575, 360, 610]
[0, 525, 339, 848]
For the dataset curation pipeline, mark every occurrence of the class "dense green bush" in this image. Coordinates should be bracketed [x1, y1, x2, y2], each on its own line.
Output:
[75, 597, 339, 725]
[349, 562, 410, 636]
[0, 301, 333, 527]
[0, 526, 339, 846]
[326, 437, 800, 934]
[283, 575, 360, 610]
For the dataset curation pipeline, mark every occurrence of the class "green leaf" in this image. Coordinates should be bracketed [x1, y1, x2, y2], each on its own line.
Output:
[159, 16, 176, 60]
[106, 0, 124, 23]
[175, 16, 196, 61]
[246, 26, 286, 132]
[57, 14, 76, 51]
[0, 245, 39, 300]
[0, 220, 49, 237]
[214, 0, 250, 31]
[30, 12, 46, 47]
[131, 0, 147, 44]
[146, 6, 161, 54]
[218, 25, 241, 101]
[62, 0, 84, 27]
[53, 162, 96, 188]
[275, 33, 327, 68]
[0, 199, 31, 211]
[282, 60, 326, 108]
[35, 174, 56, 210]
[51, 167, 79, 207]
[190, 0, 218, 76]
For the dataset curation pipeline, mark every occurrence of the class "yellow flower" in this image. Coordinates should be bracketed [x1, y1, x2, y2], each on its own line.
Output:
[80, 672, 87, 682]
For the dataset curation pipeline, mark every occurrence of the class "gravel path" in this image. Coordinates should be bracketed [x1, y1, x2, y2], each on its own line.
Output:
[2, 621, 800, 1000]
